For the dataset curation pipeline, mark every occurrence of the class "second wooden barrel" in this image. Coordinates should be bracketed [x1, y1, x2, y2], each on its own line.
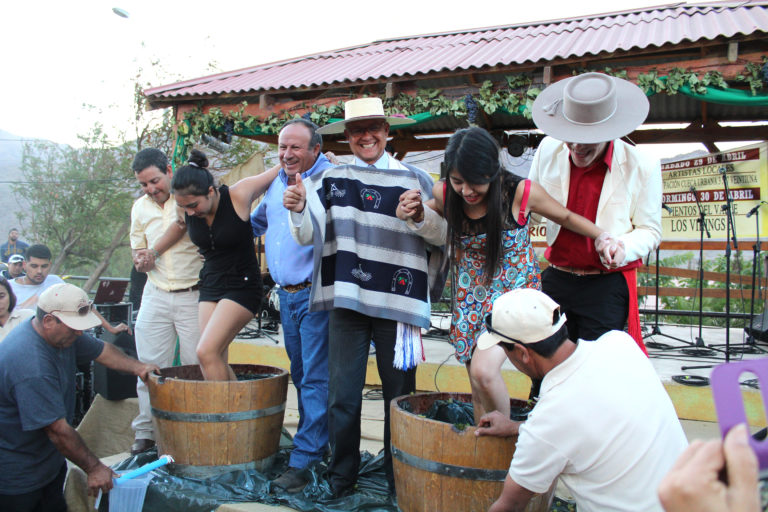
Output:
[391, 392, 554, 512]
[148, 364, 288, 477]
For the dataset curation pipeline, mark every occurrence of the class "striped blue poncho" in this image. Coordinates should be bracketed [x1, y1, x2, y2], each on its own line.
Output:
[296, 163, 434, 332]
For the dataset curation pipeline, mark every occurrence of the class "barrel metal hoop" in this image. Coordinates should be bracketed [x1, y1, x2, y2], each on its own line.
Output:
[151, 403, 285, 422]
[391, 446, 508, 481]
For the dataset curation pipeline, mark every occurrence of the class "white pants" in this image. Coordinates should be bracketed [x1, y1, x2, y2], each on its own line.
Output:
[131, 281, 200, 440]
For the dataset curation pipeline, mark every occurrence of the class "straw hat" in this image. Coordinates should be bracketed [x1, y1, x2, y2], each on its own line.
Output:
[316, 98, 416, 135]
[532, 73, 649, 144]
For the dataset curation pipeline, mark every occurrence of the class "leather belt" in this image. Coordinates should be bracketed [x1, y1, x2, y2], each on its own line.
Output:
[282, 281, 312, 293]
[550, 264, 605, 276]
[169, 284, 200, 293]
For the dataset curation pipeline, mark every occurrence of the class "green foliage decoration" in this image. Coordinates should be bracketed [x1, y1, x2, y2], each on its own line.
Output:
[735, 56, 768, 95]
[177, 59, 765, 162]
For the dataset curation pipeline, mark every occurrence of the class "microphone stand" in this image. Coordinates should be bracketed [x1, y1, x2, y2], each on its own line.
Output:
[686, 187, 717, 356]
[644, 204, 689, 349]
[720, 167, 737, 362]
[742, 202, 768, 353]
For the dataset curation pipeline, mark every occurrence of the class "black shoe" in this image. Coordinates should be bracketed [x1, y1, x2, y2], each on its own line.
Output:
[329, 482, 355, 499]
[130, 438, 155, 455]
[272, 467, 310, 493]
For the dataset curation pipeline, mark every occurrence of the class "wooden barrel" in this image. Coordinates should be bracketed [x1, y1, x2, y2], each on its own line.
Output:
[147, 364, 288, 477]
[391, 392, 554, 512]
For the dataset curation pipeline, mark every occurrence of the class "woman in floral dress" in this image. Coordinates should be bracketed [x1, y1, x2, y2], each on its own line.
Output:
[397, 127, 618, 420]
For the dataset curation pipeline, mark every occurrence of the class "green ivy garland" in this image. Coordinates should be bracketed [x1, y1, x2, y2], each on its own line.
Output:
[176, 61, 767, 161]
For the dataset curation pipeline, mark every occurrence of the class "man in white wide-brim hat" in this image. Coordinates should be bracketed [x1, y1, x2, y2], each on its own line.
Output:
[474, 288, 686, 512]
[284, 97, 446, 497]
[528, 72, 661, 355]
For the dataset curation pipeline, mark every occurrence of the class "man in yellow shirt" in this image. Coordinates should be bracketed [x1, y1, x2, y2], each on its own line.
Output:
[128, 148, 202, 455]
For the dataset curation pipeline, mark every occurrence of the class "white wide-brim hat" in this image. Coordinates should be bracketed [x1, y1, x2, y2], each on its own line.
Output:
[532, 73, 649, 144]
[316, 97, 416, 135]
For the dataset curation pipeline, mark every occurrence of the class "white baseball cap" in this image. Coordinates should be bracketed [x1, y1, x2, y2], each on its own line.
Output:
[38, 283, 100, 330]
[477, 289, 567, 350]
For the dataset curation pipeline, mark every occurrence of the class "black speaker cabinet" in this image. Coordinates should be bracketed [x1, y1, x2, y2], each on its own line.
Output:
[93, 331, 138, 400]
[95, 303, 132, 325]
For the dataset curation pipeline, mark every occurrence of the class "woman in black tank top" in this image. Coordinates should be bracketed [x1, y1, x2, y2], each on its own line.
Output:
[166, 150, 278, 381]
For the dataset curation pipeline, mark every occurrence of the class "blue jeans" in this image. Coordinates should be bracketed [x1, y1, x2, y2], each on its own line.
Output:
[327, 308, 416, 492]
[278, 287, 330, 468]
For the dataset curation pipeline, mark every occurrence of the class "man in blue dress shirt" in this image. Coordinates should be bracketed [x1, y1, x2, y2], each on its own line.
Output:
[251, 119, 332, 493]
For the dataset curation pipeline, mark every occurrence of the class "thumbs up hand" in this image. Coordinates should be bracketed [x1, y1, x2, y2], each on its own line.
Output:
[283, 173, 307, 213]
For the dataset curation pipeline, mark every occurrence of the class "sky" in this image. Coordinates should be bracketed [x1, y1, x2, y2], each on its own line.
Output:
[0, 0, 749, 159]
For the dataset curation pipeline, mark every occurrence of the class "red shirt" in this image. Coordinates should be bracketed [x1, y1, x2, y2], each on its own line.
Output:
[546, 142, 614, 270]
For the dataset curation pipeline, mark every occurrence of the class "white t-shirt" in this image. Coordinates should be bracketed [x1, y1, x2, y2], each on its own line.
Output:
[10, 274, 65, 310]
[509, 331, 687, 512]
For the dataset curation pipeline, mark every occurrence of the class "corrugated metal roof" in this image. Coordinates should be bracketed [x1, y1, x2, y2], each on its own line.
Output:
[146, 1, 768, 100]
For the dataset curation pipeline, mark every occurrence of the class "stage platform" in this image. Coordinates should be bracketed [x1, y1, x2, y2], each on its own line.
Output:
[231, 315, 768, 425]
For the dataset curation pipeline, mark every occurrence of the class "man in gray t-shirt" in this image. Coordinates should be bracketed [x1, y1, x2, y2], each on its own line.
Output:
[0, 284, 158, 511]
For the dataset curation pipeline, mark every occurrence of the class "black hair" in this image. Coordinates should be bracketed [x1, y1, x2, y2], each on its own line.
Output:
[282, 119, 322, 151]
[26, 244, 52, 261]
[443, 127, 509, 284]
[171, 150, 215, 196]
[499, 324, 569, 358]
[8, 228, 18, 234]
[0, 276, 16, 313]
[132, 148, 169, 174]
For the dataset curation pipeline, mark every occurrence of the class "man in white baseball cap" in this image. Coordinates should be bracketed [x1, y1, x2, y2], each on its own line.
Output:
[3, 254, 25, 280]
[0, 283, 159, 509]
[528, 72, 662, 356]
[475, 288, 686, 512]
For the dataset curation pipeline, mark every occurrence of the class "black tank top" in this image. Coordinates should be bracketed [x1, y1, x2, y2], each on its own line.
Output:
[186, 185, 260, 289]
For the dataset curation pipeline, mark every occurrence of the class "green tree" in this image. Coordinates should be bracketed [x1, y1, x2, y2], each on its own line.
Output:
[14, 126, 135, 278]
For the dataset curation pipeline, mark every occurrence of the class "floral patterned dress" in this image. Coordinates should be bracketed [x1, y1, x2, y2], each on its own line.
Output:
[450, 180, 542, 363]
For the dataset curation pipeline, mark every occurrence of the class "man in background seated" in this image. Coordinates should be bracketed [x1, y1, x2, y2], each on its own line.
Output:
[1, 254, 25, 280]
[475, 288, 687, 512]
[0, 284, 158, 511]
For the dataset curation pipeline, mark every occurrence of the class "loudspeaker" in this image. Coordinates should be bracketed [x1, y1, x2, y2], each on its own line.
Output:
[744, 311, 768, 343]
[95, 303, 132, 325]
[93, 331, 138, 400]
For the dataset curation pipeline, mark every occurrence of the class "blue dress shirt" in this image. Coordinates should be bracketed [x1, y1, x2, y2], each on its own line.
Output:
[251, 153, 332, 286]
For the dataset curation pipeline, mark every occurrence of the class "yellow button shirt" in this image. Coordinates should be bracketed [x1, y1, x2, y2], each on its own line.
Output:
[129, 194, 202, 291]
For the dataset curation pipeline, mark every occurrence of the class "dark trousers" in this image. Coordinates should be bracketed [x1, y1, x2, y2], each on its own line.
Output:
[327, 308, 416, 493]
[0, 464, 67, 512]
[542, 267, 629, 342]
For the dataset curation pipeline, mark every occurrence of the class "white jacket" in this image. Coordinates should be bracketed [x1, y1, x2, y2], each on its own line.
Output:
[528, 137, 662, 264]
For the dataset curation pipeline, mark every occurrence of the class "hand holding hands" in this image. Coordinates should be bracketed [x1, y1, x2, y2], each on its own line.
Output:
[595, 232, 626, 268]
[133, 249, 156, 272]
[474, 410, 521, 438]
[397, 189, 424, 222]
[283, 173, 307, 213]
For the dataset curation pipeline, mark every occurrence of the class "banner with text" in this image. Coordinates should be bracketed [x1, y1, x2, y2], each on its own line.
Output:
[661, 142, 767, 241]
[528, 142, 768, 244]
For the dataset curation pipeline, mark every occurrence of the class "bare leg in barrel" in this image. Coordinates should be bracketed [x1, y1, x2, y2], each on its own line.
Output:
[196, 299, 253, 381]
[468, 344, 510, 424]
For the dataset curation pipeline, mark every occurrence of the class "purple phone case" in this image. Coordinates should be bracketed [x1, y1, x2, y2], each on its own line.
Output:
[710, 360, 768, 471]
